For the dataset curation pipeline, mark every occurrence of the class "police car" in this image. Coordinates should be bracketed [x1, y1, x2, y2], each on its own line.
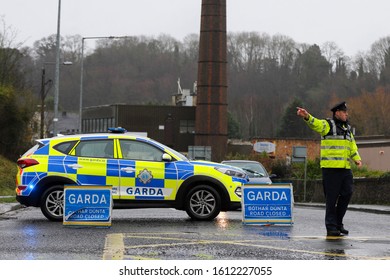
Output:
[16, 128, 247, 221]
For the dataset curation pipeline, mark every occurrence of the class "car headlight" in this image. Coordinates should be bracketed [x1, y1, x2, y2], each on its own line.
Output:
[214, 166, 247, 179]
[235, 186, 242, 197]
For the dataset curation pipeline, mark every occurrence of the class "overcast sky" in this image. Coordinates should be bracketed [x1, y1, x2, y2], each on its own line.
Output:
[1, 0, 390, 56]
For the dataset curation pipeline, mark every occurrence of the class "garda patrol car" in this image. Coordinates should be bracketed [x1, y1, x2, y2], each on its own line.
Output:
[16, 128, 248, 221]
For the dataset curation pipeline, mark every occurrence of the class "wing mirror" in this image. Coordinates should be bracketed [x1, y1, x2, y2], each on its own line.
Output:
[162, 153, 172, 162]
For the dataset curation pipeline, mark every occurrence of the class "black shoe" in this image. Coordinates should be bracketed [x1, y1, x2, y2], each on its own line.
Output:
[327, 230, 341, 236]
[338, 226, 349, 235]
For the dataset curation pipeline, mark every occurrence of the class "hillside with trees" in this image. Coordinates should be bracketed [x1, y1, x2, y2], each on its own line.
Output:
[2, 17, 390, 160]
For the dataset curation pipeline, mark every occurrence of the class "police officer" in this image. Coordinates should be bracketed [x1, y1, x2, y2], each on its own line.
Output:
[297, 102, 362, 236]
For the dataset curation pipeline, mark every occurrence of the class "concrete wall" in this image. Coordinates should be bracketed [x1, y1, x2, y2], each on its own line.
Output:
[357, 144, 390, 172]
[228, 137, 390, 172]
[275, 178, 390, 205]
[228, 138, 321, 161]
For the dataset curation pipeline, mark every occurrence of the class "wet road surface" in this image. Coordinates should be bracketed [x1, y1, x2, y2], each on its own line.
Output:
[0, 205, 389, 260]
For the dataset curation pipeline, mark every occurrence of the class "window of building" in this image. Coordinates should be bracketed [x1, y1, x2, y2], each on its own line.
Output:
[82, 118, 115, 133]
[179, 120, 195, 134]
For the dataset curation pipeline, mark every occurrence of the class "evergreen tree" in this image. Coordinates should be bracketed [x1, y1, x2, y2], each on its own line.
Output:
[0, 85, 34, 159]
[277, 98, 313, 138]
[228, 111, 241, 139]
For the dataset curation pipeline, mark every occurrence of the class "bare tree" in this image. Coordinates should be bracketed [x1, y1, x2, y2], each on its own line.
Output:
[366, 36, 390, 77]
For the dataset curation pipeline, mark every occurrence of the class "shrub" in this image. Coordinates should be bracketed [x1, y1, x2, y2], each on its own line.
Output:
[0, 155, 17, 196]
[270, 158, 292, 178]
[224, 153, 385, 179]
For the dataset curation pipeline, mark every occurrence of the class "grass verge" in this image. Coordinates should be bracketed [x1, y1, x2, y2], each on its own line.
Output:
[0, 155, 17, 197]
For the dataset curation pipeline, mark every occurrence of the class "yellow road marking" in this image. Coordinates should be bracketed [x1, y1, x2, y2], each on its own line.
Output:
[103, 232, 390, 260]
[125, 241, 211, 249]
[102, 233, 124, 260]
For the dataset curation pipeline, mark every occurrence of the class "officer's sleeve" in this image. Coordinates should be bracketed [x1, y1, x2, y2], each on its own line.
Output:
[304, 114, 330, 136]
[350, 134, 362, 161]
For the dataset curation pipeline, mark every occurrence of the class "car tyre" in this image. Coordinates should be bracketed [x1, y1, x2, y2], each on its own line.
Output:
[40, 185, 64, 222]
[185, 185, 221, 220]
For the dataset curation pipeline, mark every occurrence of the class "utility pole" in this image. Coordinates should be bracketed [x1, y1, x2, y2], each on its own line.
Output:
[53, 0, 61, 136]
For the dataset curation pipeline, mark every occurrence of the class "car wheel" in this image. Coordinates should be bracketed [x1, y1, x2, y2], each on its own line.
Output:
[185, 185, 221, 221]
[40, 185, 64, 222]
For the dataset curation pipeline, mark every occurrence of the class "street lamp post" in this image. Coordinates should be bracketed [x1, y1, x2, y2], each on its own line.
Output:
[53, 0, 61, 136]
[40, 61, 72, 138]
[79, 36, 129, 133]
[40, 65, 52, 138]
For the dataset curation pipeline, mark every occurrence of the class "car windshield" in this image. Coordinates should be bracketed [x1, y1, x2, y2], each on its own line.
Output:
[224, 161, 268, 177]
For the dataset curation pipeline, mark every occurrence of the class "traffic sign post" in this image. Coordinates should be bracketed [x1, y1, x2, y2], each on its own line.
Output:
[292, 146, 308, 201]
[63, 185, 113, 227]
[242, 184, 294, 225]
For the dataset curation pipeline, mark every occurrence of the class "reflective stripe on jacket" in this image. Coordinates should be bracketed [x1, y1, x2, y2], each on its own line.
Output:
[305, 115, 361, 169]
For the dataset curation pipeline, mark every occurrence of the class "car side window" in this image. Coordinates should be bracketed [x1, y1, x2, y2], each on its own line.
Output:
[74, 139, 114, 158]
[53, 141, 77, 154]
[120, 140, 163, 161]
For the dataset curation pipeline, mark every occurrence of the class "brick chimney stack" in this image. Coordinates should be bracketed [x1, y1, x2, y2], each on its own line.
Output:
[195, 0, 227, 161]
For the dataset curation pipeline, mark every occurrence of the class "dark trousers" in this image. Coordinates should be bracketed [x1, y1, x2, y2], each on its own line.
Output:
[322, 168, 353, 231]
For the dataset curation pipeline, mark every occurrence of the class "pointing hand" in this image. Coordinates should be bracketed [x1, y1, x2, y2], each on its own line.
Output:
[296, 107, 309, 119]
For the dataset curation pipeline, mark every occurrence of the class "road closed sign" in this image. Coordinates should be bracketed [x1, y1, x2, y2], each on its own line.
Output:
[63, 185, 112, 227]
[242, 184, 293, 225]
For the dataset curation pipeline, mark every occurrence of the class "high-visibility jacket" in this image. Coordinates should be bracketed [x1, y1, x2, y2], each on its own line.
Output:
[305, 115, 361, 169]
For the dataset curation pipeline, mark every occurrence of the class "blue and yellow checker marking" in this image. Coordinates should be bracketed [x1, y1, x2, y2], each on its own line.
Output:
[119, 161, 183, 200]
[16, 134, 245, 205]
[18, 156, 191, 200]
[34, 144, 49, 155]
[18, 158, 243, 204]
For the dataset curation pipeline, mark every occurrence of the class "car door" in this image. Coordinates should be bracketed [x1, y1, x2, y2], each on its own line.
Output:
[118, 139, 178, 200]
[65, 138, 121, 199]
